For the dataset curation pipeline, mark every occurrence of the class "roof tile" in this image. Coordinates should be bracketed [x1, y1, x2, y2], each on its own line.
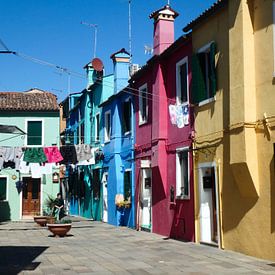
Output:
[0, 89, 59, 112]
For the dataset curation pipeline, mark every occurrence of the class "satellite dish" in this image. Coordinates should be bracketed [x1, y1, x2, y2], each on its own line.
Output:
[92, 58, 104, 72]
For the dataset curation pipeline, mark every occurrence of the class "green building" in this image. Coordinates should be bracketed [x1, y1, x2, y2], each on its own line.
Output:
[0, 89, 60, 221]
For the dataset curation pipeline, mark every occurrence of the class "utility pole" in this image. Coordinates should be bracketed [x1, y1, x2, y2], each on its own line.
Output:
[129, 0, 132, 65]
[81, 22, 98, 58]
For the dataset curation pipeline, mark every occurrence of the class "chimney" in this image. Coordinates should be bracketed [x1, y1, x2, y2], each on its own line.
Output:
[149, 5, 179, 55]
[110, 48, 130, 94]
[84, 62, 97, 88]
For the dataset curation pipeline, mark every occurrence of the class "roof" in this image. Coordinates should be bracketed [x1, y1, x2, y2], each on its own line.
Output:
[0, 88, 59, 112]
[183, 0, 228, 33]
[130, 34, 191, 82]
[149, 5, 179, 20]
[110, 48, 130, 59]
[99, 87, 130, 108]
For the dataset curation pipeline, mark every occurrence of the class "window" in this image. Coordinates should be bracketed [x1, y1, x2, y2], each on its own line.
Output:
[176, 149, 189, 199]
[124, 170, 131, 202]
[104, 111, 111, 142]
[95, 113, 100, 142]
[27, 120, 42, 146]
[122, 99, 132, 134]
[0, 177, 7, 201]
[192, 42, 217, 104]
[176, 57, 189, 104]
[139, 84, 148, 125]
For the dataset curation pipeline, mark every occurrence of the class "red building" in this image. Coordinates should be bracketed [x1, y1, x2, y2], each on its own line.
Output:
[131, 5, 195, 241]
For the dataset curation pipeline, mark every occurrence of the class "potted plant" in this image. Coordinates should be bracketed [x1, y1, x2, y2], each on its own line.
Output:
[33, 211, 48, 227]
[44, 195, 56, 224]
[47, 218, 72, 237]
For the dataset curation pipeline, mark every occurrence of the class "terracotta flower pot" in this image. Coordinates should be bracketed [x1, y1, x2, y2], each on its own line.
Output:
[47, 223, 72, 237]
[33, 216, 48, 227]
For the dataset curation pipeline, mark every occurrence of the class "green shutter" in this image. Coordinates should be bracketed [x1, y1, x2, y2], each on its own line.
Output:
[0, 178, 7, 201]
[191, 54, 206, 104]
[27, 121, 42, 145]
[210, 42, 217, 97]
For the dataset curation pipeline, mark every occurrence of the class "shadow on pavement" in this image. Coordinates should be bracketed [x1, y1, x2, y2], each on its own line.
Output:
[47, 234, 74, 238]
[0, 246, 48, 274]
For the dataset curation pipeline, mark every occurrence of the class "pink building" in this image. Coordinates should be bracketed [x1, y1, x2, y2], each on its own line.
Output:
[131, 5, 195, 241]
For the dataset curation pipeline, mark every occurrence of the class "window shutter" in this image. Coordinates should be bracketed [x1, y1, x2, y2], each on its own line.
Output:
[191, 54, 206, 104]
[27, 121, 42, 145]
[210, 42, 217, 97]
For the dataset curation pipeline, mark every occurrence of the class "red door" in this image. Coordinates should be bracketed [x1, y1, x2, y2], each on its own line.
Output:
[22, 178, 41, 216]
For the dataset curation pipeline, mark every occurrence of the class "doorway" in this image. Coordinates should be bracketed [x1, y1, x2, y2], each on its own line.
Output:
[22, 177, 41, 216]
[140, 168, 152, 232]
[102, 171, 108, 223]
[199, 164, 220, 245]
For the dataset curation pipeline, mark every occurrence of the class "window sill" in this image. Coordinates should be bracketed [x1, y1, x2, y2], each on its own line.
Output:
[139, 120, 148, 127]
[198, 96, 216, 107]
[104, 140, 111, 144]
[176, 196, 190, 201]
[123, 131, 131, 137]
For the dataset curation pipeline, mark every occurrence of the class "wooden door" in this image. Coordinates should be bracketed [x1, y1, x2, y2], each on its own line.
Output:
[22, 178, 41, 216]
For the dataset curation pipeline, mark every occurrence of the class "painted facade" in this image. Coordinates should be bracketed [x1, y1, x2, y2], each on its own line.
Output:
[130, 5, 195, 240]
[0, 89, 60, 221]
[184, 0, 275, 261]
[100, 49, 135, 228]
[63, 62, 114, 221]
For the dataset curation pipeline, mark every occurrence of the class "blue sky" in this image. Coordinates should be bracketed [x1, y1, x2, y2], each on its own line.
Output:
[0, 0, 216, 101]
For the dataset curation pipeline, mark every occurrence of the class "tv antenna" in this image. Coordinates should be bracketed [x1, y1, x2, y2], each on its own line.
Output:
[128, 0, 132, 65]
[144, 45, 153, 55]
[81, 22, 98, 58]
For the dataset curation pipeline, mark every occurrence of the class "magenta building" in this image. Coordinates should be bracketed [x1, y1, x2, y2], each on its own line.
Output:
[130, 5, 195, 241]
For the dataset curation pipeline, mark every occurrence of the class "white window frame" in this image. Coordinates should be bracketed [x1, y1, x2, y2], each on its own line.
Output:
[273, 0, 275, 77]
[0, 175, 8, 202]
[197, 41, 216, 106]
[123, 97, 132, 136]
[25, 119, 44, 147]
[176, 147, 190, 200]
[104, 111, 111, 143]
[95, 112, 100, 142]
[138, 83, 148, 126]
[176, 56, 189, 105]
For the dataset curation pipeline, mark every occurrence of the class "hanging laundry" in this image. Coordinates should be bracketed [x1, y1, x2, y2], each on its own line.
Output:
[0, 147, 23, 170]
[76, 147, 95, 166]
[60, 145, 77, 165]
[59, 165, 66, 179]
[43, 146, 63, 163]
[41, 163, 53, 175]
[19, 155, 30, 174]
[75, 144, 92, 162]
[169, 105, 177, 125]
[23, 148, 47, 163]
[168, 104, 189, 129]
[29, 163, 42, 178]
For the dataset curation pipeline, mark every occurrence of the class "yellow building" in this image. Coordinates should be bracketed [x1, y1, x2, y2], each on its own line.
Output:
[184, 0, 275, 261]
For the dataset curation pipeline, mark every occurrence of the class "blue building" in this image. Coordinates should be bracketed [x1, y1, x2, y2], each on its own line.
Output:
[100, 49, 135, 228]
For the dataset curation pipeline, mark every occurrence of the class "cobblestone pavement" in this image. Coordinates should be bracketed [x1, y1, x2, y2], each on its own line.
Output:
[0, 220, 275, 275]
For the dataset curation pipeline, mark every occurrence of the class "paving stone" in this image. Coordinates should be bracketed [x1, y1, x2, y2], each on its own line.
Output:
[0, 220, 275, 275]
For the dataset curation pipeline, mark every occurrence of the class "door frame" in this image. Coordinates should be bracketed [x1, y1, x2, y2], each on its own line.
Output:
[140, 167, 152, 232]
[198, 162, 221, 248]
[20, 176, 43, 218]
[102, 170, 108, 223]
